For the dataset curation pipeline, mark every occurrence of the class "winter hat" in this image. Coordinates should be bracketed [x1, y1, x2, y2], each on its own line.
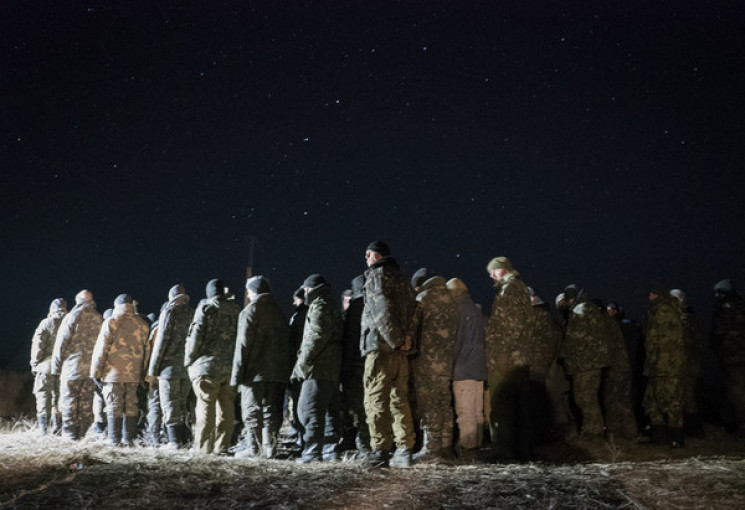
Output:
[206, 279, 225, 299]
[246, 275, 271, 294]
[446, 278, 468, 296]
[293, 287, 305, 300]
[50, 298, 67, 313]
[366, 241, 390, 257]
[169, 284, 186, 300]
[606, 301, 619, 311]
[75, 289, 94, 304]
[670, 289, 686, 304]
[351, 274, 366, 298]
[115, 294, 133, 305]
[527, 286, 545, 306]
[103, 308, 113, 320]
[411, 267, 430, 288]
[302, 274, 327, 290]
[486, 256, 513, 272]
[714, 279, 735, 295]
[563, 284, 579, 301]
[147, 313, 157, 323]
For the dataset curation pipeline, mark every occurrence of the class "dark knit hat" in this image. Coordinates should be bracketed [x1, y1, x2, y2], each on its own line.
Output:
[103, 308, 114, 320]
[563, 284, 579, 301]
[302, 274, 327, 289]
[75, 289, 94, 304]
[486, 256, 513, 272]
[169, 284, 186, 300]
[351, 274, 366, 297]
[714, 279, 735, 295]
[293, 287, 305, 300]
[606, 301, 619, 311]
[366, 241, 390, 257]
[114, 294, 133, 305]
[411, 267, 430, 288]
[206, 279, 225, 299]
[246, 275, 271, 294]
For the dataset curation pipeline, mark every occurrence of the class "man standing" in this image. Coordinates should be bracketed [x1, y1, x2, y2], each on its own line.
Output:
[644, 285, 685, 447]
[290, 274, 342, 463]
[91, 294, 150, 446]
[446, 278, 487, 460]
[148, 284, 195, 449]
[30, 298, 67, 435]
[232, 276, 291, 459]
[485, 256, 535, 460]
[360, 241, 416, 468]
[52, 289, 103, 440]
[185, 279, 241, 454]
[408, 268, 458, 462]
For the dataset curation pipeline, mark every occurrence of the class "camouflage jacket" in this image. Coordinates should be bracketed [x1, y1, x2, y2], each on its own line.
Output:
[30, 302, 66, 374]
[408, 276, 458, 378]
[530, 305, 563, 377]
[602, 313, 632, 372]
[681, 308, 702, 377]
[452, 292, 488, 382]
[185, 296, 241, 382]
[148, 294, 194, 379]
[231, 293, 291, 385]
[52, 300, 103, 380]
[361, 257, 416, 356]
[560, 298, 609, 375]
[291, 285, 342, 382]
[644, 294, 685, 377]
[485, 272, 534, 368]
[342, 296, 365, 372]
[711, 294, 745, 366]
[91, 303, 151, 383]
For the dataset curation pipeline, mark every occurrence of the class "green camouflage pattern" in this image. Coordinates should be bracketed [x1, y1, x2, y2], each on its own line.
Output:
[644, 294, 685, 377]
[408, 276, 458, 377]
[291, 285, 342, 383]
[185, 296, 241, 381]
[91, 303, 151, 383]
[681, 309, 702, 378]
[52, 300, 103, 380]
[573, 369, 605, 435]
[485, 272, 533, 368]
[530, 306, 562, 377]
[602, 314, 632, 372]
[711, 294, 745, 366]
[149, 294, 195, 379]
[560, 299, 609, 375]
[231, 292, 291, 385]
[361, 257, 416, 355]
[644, 375, 684, 428]
[30, 302, 66, 375]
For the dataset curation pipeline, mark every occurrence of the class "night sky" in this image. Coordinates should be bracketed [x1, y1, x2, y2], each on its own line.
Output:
[2, 2, 744, 369]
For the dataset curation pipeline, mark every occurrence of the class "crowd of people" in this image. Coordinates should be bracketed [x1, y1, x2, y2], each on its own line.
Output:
[28, 241, 745, 467]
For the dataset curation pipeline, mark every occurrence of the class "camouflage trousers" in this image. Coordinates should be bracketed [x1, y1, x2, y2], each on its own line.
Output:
[453, 379, 484, 449]
[147, 383, 161, 438]
[603, 368, 637, 439]
[412, 372, 453, 451]
[238, 381, 286, 447]
[59, 378, 95, 440]
[723, 365, 745, 424]
[572, 369, 604, 436]
[363, 350, 415, 451]
[93, 385, 106, 424]
[192, 375, 236, 454]
[341, 365, 370, 450]
[32, 372, 58, 420]
[643, 376, 683, 428]
[488, 364, 534, 460]
[159, 375, 192, 427]
[102, 382, 140, 418]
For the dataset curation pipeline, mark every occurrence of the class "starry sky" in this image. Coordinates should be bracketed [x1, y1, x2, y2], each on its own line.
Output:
[1, 1, 744, 369]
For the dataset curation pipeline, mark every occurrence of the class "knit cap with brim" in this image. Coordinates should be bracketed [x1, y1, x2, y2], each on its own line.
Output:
[486, 256, 513, 272]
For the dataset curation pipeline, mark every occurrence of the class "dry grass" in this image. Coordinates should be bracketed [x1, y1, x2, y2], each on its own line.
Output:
[1, 420, 744, 509]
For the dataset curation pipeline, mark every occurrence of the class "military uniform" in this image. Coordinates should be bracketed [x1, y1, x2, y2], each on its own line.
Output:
[601, 312, 637, 440]
[231, 291, 291, 458]
[148, 289, 195, 448]
[408, 276, 458, 459]
[91, 297, 151, 446]
[291, 279, 342, 462]
[486, 271, 535, 459]
[30, 298, 67, 434]
[560, 297, 609, 437]
[52, 292, 102, 440]
[185, 280, 241, 454]
[644, 293, 685, 444]
[361, 255, 417, 465]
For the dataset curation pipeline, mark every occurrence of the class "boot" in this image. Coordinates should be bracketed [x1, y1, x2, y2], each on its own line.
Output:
[361, 449, 389, 468]
[668, 427, 685, 448]
[296, 442, 322, 464]
[234, 429, 258, 459]
[108, 416, 122, 447]
[37, 415, 48, 436]
[640, 424, 666, 445]
[177, 423, 191, 448]
[412, 430, 441, 463]
[389, 447, 412, 468]
[163, 426, 180, 450]
[121, 416, 139, 447]
[51, 413, 62, 435]
[93, 421, 107, 440]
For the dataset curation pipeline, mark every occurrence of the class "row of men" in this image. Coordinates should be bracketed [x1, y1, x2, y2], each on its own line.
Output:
[29, 240, 745, 466]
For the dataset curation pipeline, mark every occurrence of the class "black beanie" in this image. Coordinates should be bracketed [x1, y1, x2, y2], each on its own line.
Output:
[246, 275, 271, 294]
[303, 274, 327, 289]
[366, 241, 390, 257]
[351, 274, 366, 297]
[115, 294, 133, 305]
[563, 284, 579, 301]
[206, 279, 225, 299]
[411, 267, 429, 288]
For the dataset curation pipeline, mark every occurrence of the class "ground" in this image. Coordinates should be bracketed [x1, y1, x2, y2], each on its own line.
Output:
[1, 421, 744, 509]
